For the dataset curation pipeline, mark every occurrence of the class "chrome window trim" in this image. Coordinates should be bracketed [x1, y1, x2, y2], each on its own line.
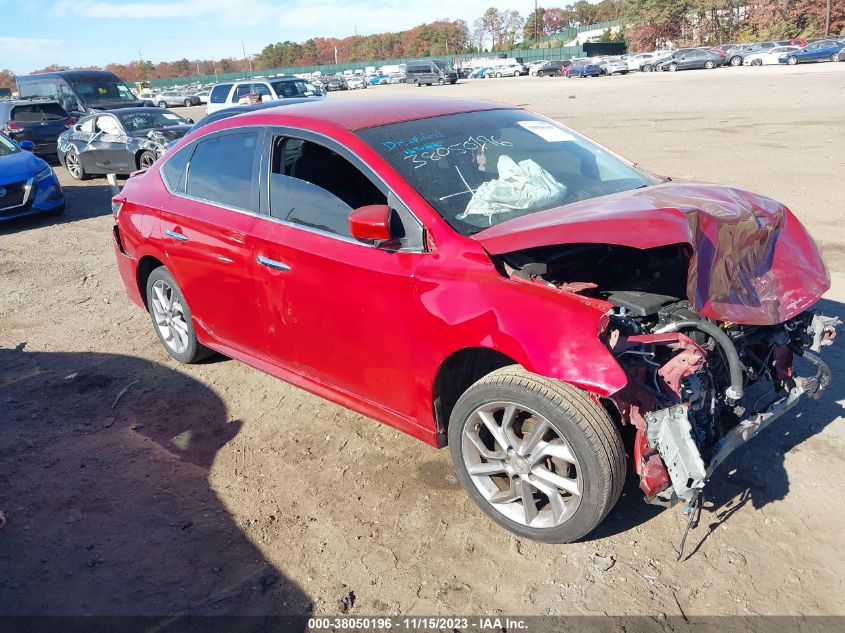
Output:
[160, 123, 428, 253]
[264, 126, 426, 252]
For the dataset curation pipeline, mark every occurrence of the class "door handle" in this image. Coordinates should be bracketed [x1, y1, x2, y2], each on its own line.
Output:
[257, 255, 291, 272]
[166, 229, 188, 241]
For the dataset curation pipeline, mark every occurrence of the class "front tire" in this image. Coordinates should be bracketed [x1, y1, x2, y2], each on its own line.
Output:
[448, 366, 625, 543]
[730, 56, 742, 66]
[138, 150, 157, 170]
[705, 60, 715, 69]
[751, 59, 762, 66]
[668, 63, 678, 72]
[145, 267, 213, 364]
[184, 99, 192, 107]
[157, 101, 167, 108]
[787, 55, 798, 65]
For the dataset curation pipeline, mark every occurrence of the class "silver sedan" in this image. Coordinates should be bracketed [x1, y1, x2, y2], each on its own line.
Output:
[597, 57, 630, 75]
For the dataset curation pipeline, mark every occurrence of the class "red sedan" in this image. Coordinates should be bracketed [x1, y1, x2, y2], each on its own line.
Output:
[111, 97, 837, 543]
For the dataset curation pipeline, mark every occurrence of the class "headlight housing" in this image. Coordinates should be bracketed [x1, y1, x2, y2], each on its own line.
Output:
[33, 166, 54, 183]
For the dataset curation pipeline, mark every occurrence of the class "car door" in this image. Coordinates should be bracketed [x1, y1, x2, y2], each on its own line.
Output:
[80, 114, 134, 174]
[159, 128, 268, 354]
[250, 130, 424, 416]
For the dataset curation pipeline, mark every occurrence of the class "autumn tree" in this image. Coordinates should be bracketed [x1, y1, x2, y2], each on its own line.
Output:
[523, 8, 546, 43]
[0, 69, 15, 91]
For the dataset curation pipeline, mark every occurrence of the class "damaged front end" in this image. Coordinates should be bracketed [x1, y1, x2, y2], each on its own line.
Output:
[496, 240, 839, 507]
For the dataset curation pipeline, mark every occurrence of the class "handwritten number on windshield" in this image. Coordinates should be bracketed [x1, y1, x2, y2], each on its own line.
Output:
[403, 135, 513, 169]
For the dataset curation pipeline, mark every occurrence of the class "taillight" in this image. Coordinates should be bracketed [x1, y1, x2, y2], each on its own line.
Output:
[111, 195, 126, 219]
[66, 117, 77, 127]
[5, 121, 22, 133]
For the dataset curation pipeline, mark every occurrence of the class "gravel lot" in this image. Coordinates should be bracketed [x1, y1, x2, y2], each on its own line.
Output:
[1, 63, 844, 619]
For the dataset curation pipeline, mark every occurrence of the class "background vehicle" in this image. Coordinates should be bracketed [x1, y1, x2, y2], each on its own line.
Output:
[58, 108, 192, 178]
[405, 59, 458, 86]
[0, 134, 64, 221]
[657, 49, 722, 71]
[596, 57, 629, 75]
[744, 46, 800, 66]
[369, 74, 389, 85]
[16, 70, 147, 118]
[469, 67, 487, 79]
[386, 73, 406, 84]
[489, 62, 526, 78]
[206, 77, 320, 114]
[193, 90, 210, 104]
[526, 60, 549, 75]
[641, 51, 681, 72]
[566, 61, 601, 78]
[346, 76, 367, 90]
[0, 87, 12, 99]
[153, 91, 201, 108]
[625, 53, 656, 71]
[0, 99, 73, 157]
[726, 42, 778, 66]
[779, 40, 845, 64]
[110, 97, 836, 545]
[534, 61, 569, 77]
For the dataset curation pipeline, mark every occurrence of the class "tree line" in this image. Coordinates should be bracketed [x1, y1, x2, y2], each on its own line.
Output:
[1, 0, 842, 91]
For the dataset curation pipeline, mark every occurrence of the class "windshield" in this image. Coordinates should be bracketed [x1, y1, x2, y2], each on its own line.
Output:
[356, 109, 659, 236]
[270, 80, 313, 97]
[117, 110, 189, 132]
[0, 133, 19, 156]
[71, 79, 136, 102]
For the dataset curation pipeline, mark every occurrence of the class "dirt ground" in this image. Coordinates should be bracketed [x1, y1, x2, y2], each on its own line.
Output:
[2, 63, 844, 620]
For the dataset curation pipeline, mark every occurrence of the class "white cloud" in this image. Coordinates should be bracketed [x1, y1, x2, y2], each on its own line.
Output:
[0, 37, 65, 72]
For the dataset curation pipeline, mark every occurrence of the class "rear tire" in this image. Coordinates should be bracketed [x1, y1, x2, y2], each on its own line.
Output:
[668, 63, 678, 72]
[751, 59, 762, 66]
[138, 150, 157, 170]
[730, 56, 742, 66]
[448, 366, 626, 543]
[438, 78, 444, 86]
[157, 101, 167, 108]
[831, 54, 839, 62]
[145, 267, 214, 364]
[705, 60, 715, 69]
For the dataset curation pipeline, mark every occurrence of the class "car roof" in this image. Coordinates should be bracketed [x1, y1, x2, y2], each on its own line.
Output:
[227, 96, 516, 131]
[18, 70, 119, 81]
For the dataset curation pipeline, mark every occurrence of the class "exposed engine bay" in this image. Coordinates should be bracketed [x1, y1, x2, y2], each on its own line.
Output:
[498, 242, 839, 505]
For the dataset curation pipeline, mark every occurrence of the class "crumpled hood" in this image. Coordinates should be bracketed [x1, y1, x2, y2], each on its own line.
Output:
[473, 182, 830, 325]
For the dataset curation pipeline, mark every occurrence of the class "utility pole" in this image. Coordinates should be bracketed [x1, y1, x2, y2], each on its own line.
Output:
[534, 0, 539, 46]
[242, 40, 253, 74]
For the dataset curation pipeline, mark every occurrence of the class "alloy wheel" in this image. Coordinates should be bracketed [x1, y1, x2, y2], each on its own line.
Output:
[65, 151, 81, 179]
[460, 401, 582, 528]
[139, 152, 156, 169]
[150, 279, 190, 355]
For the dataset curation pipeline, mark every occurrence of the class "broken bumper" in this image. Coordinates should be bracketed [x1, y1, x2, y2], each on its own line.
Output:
[646, 350, 833, 504]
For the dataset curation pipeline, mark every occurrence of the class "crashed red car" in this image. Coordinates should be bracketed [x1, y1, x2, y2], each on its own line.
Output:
[111, 97, 838, 543]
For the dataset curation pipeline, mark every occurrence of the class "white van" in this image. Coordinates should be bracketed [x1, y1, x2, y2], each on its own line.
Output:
[206, 77, 319, 114]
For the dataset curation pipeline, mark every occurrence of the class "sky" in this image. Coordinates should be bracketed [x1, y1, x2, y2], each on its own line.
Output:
[1, 0, 547, 74]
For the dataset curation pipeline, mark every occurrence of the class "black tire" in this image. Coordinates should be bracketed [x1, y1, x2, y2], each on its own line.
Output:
[643, 65, 652, 72]
[495, 72, 502, 78]
[448, 366, 626, 543]
[413, 79, 420, 86]
[730, 56, 742, 66]
[787, 55, 798, 65]
[63, 147, 88, 181]
[184, 99, 192, 107]
[751, 59, 762, 66]
[138, 150, 157, 170]
[438, 78, 444, 86]
[668, 63, 678, 72]
[157, 101, 167, 108]
[705, 60, 715, 69]
[537, 71, 544, 77]
[831, 54, 839, 62]
[145, 267, 213, 364]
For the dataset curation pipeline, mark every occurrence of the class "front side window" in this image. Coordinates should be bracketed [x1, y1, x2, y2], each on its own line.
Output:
[77, 117, 96, 133]
[186, 131, 259, 210]
[269, 136, 386, 237]
[270, 80, 312, 97]
[161, 145, 191, 192]
[356, 109, 658, 235]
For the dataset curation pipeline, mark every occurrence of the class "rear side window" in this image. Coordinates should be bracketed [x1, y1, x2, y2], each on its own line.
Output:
[11, 103, 68, 121]
[186, 131, 259, 210]
[209, 84, 232, 104]
[161, 145, 191, 192]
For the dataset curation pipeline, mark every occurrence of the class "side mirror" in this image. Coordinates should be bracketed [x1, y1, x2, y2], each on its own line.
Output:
[349, 204, 392, 242]
[186, 118, 194, 124]
[19, 140, 35, 151]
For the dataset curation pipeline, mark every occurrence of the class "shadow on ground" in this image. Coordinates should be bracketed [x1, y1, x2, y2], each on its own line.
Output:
[587, 298, 845, 544]
[0, 344, 312, 625]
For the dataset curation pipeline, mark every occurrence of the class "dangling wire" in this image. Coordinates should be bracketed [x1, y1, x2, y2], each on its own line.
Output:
[676, 489, 705, 561]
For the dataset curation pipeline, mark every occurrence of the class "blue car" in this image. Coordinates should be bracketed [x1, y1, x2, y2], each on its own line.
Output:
[566, 61, 602, 77]
[779, 39, 845, 65]
[0, 134, 65, 221]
